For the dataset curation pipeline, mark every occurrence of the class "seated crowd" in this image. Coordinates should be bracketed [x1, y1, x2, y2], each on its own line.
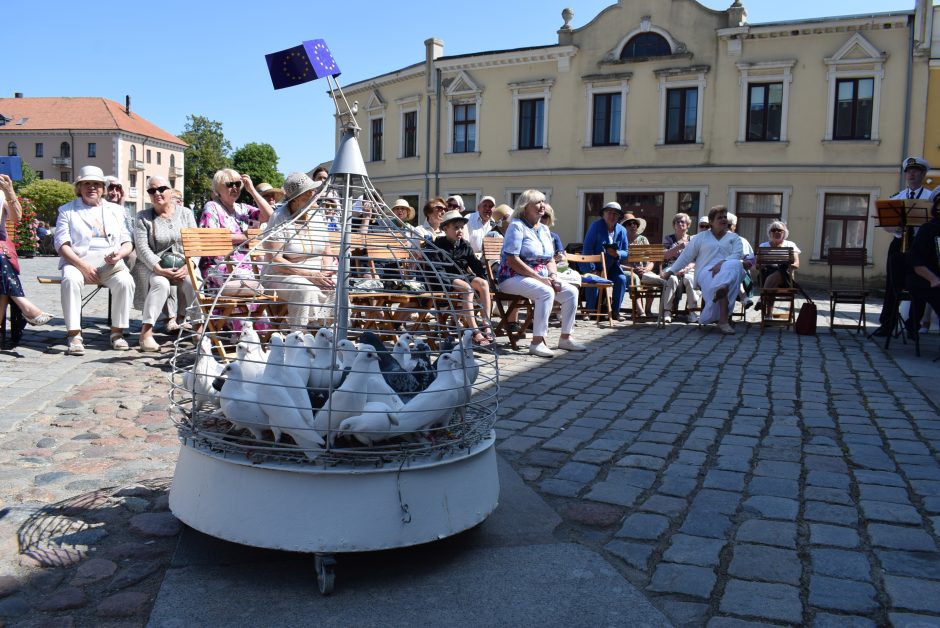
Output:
[4, 163, 812, 357]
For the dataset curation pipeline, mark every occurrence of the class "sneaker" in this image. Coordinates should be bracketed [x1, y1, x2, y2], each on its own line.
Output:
[558, 337, 586, 352]
[662, 314, 672, 324]
[67, 335, 85, 356]
[717, 322, 735, 335]
[687, 312, 699, 324]
[110, 334, 130, 351]
[26, 312, 53, 326]
[528, 342, 555, 358]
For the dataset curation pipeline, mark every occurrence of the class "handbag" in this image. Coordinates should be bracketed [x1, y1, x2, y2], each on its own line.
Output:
[0, 235, 20, 274]
[794, 282, 817, 336]
[83, 251, 129, 283]
[159, 252, 186, 269]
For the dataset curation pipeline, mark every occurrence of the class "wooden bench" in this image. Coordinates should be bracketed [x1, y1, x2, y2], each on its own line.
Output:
[481, 238, 533, 350]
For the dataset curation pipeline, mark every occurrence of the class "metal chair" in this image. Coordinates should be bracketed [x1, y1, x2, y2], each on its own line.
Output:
[827, 247, 868, 334]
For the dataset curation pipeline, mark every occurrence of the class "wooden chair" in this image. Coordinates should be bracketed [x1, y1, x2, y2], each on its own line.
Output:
[755, 246, 797, 330]
[181, 228, 278, 359]
[481, 238, 533, 350]
[566, 252, 613, 326]
[625, 244, 665, 324]
[827, 247, 868, 334]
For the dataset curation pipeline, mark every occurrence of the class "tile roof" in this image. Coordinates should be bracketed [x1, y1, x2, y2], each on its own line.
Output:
[0, 97, 185, 146]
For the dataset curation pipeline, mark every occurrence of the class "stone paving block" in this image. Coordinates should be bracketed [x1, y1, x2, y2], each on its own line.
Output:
[616, 454, 665, 470]
[875, 549, 940, 580]
[554, 462, 601, 484]
[846, 443, 896, 471]
[626, 442, 673, 458]
[859, 500, 922, 525]
[714, 457, 751, 473]
[728, 543, 801, 585]
[679, 510, 731, 539]
[539, 478, 582, 497]
[585, 482, 643, 507]
[854, 470, 906, 487]
[808, 575, 878, 613]
[809, 523, 860, 548]
[719, 580, 802, 623]
[911, 480, 940, 497]
[868, 524, 938, 552]
[676, 450, 708, 465]
[734, 519, 796, 548]
[806, 470, 851, 490]
[524, 450, 569, 468]
[805, 454, 849, 472]
[813, 613, 877, 628]
[692, 489, 742, 515]
[662, 534, 726, 567]
[604, 539, 654, 571]
[616, 513, 670, 540]
[904, 466, 940, 481]
[810, 548, 872, 581]
[884, 575, 940, 613]
[753, 460, 801, 480]
[659, 476, 698, 498]
[607, 467, 657, 490]
[857, 484, 912, 505]
[571, 448, 615, 464]
[742, 496, 798, 521]
[639, 494, 688, 518]
[805, 501, 858, 526]
[704, 470, 747, 492]
[747, 476, 799, 499]
[889, 613, 940, 628]
[647, 563, 716, 599]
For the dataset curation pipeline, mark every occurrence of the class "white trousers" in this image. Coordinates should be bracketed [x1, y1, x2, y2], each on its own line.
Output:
[499, 274, 578, 337]
[663, 270, 699, 311]
[61, 264, 134, 331]
[142, 273, 197, 325]
[697, 260, 744, 324]
[265, 275, 334, 330]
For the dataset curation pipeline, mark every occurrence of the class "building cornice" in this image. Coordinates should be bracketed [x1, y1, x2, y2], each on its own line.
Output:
[718, 14, 909, 41]
[434, 46, 577, 73]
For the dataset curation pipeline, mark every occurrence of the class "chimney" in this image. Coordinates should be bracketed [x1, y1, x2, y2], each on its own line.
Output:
[425, 38, 444, 93]
[14, 93, 23, 98]
[125, 95, 131, 116]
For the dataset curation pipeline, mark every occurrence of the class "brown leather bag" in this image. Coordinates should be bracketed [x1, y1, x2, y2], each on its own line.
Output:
[794, 283, 816, 335]
[0, 235, 19, 274]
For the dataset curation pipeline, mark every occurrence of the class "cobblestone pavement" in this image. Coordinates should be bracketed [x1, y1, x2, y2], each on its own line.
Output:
[2, 255, 940, 626]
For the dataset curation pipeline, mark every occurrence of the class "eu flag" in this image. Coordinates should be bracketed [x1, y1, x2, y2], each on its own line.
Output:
[303, 39, 341, 79]
[265, 44, 317, 90]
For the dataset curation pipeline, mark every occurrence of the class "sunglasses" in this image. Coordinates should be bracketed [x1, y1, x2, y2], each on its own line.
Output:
[147, 185, 171, 195]
[224, 181, 243, 189]
[432, 206, 446, 211]
[107, 184, 122, 191]
[770, 228, 784, 233]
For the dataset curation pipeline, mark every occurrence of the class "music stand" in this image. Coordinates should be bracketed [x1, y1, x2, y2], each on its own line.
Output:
[874, 199, 932, 250]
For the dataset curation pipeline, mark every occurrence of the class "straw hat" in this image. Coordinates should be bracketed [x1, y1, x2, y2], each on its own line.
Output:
[621, 211, 647, 234]
[391, 198, 416, 222]
[282, 172, 317, 205]
[492, 203, 513, 222]
[256, 182, 285, 202]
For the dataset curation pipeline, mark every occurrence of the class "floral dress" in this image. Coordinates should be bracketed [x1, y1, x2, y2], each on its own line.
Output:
[197, 200, 261, 291]
[0, 203, 24, 298]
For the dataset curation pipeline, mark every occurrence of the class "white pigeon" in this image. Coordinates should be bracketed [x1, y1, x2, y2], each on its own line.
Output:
[389, 353, 462, 435]
[456, 328, 479, 385]
[237, 321, 268, 377]
[259, 334, 323, 457]
[283, 330, 313, 389]
[392, 335, 418, 372]
[336, 339, 359, 371]
[182, 336, 224, 408]
[314, 348, 402, 445]
[306, 327, 342, 391]
[218, 361, 269, 440]
[337, 401, 395, 446]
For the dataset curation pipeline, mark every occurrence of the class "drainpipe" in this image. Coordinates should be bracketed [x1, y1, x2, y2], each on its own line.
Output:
[434, 67, 442, 197]
[900, 15, 914, 190]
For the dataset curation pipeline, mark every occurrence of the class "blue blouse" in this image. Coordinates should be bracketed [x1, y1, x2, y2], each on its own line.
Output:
[499, 218, 555, 281]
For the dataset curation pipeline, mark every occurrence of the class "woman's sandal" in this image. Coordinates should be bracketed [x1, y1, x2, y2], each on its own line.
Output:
[472, 331, 491, 347]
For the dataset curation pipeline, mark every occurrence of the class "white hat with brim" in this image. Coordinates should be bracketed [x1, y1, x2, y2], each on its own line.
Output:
[257, 182, 285, 202]
[74, 165, 106, 186]
[622, 212, 647, 234]
[282, 172, 317, 206]
[440, 209, 469, 228]
[601, 201, 624, 217]
[391, 199, 416, 222]
[902, 157, 930, 172]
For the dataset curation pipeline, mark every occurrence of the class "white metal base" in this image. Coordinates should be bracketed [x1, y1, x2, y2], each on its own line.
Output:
[169, 433, 499, 553]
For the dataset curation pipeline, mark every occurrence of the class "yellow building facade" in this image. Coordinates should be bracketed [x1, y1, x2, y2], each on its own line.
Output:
[340, 0, 931, 284]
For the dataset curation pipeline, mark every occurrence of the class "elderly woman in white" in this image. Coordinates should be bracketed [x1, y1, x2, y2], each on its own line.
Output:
[661, 205, 744, 335]
[262, 172, 336, 330]
[132, 176, 198, 351]
[54, 166, 135, 355]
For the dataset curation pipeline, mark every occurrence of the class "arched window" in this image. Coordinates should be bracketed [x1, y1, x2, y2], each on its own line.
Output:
[60, 141, 70, 158]
[7, 142, 17, 156]
[130, 145, 137, 161]
[620, 32, 671, 60]
[169, 154, 175, 168]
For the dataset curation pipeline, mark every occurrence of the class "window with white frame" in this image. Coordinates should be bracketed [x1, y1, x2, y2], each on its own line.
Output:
[819, 192, 871, 259]
[445, 71, 482, 154]
[370, 117, 384, 162]
[823, 34, 884, 142]
[736, 61, 794, 143]
[656, 68, 707, 146]
[510, 79, 553, 151]
[584, 77, 630, 148]
[402, 109, 418, 158]
[733, 191, 784, 246]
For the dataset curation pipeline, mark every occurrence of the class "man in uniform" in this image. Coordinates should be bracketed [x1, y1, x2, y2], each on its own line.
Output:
[871, 157, 931, 338]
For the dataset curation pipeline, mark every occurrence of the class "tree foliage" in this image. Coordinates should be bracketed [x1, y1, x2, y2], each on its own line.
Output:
[232, 142, 284, 189]
[19, 179, 75, 223]
[13, 161, 38, 192]
[180, 115, 232, 209]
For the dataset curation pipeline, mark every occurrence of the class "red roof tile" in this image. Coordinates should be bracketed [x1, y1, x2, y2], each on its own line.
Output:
[0, 97, 185, 146]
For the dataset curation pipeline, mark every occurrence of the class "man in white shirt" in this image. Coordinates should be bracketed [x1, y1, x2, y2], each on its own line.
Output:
[466, 195, 496, 256]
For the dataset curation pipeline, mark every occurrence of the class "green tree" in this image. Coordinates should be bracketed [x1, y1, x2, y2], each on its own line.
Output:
[180, 115, 232, 209]
[232, 142, 284, 190]
[13, 161, 38, 192]
[20, 179, 75, 223]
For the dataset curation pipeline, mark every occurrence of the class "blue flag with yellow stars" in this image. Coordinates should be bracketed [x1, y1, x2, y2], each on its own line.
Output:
[265, 40, 341, 90]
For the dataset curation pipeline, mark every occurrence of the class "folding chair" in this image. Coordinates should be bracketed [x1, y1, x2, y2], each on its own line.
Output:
[566, 252, 614, 326]
[755, 246, 797, 330]
[625, 244, 665, 324]
[827, 247, 868, 334]
[481, 238, 533, 350]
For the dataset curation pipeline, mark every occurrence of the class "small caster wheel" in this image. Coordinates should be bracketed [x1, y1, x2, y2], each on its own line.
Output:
[315, 554, 336, 595]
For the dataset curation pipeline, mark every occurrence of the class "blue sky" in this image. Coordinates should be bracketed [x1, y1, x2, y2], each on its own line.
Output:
[5, 0, 921, 176]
